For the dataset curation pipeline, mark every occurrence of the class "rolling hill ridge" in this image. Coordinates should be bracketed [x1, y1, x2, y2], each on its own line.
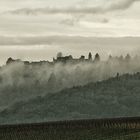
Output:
[0, 72, 140, 124]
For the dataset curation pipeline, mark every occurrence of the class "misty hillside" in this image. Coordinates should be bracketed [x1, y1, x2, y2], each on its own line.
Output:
[0, 55, 140, 109]
[0, 72, 140, 124]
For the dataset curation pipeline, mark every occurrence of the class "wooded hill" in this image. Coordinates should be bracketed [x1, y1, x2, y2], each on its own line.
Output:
[0, 72, 140, 124]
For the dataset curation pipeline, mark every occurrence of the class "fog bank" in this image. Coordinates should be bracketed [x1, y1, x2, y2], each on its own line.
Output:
[0, 56, 140, 109]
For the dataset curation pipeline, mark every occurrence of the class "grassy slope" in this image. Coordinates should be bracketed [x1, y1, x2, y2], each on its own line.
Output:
[0, 73, 140, 124]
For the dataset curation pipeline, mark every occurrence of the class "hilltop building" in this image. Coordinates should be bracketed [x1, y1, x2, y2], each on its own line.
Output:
[6, 57, 52, 66]
[53, 52, 99, 64]
[6, 52, 133, 66]
[6, 52, 100, 66]
[53, 55, 73, 63]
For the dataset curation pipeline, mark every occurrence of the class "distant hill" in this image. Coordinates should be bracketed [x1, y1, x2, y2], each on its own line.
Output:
[0, 72, 140, 124]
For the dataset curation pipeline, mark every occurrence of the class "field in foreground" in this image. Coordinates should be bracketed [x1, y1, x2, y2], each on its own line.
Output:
[0, 117, 140, 140]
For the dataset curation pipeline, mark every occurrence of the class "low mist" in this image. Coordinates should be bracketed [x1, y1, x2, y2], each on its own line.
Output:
[0, 55, 140, 109]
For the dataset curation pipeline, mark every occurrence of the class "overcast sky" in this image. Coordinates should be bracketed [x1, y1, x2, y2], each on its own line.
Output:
[0, 0, 140, 65]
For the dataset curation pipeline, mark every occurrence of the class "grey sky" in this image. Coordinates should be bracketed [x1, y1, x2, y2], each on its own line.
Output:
[0, 0, 140, 64]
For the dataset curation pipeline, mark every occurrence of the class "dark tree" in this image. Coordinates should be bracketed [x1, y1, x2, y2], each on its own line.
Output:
[94, 53, 100, 62]
[108, 55, 113, 61]
[109, 55, 112, 59]
[125, 54, 131, 62]
[118, 55, 124, 61]
[116, 73, 119, 79]
[48, 73, 56, 89]
[88, 52, 92, 61]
